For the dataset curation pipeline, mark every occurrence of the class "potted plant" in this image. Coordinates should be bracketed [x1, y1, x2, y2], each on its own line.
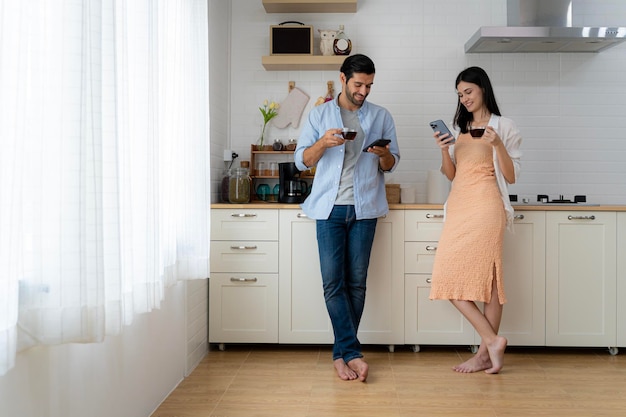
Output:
[256, 99, 279, 151]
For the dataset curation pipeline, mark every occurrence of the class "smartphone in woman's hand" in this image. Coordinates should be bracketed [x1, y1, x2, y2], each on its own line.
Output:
[429, 120, 455, 144]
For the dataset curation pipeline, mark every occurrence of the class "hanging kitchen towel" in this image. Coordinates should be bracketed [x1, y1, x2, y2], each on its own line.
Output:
[273, 87, 310, 129]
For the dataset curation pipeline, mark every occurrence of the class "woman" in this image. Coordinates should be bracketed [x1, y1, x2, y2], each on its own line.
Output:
[429, 66, 522, 374]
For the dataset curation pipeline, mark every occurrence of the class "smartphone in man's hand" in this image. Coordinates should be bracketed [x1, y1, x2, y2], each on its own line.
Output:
[363, 138, 391, 152]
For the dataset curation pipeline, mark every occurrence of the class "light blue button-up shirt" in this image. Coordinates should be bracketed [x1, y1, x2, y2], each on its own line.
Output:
[294, 98, 400, 220]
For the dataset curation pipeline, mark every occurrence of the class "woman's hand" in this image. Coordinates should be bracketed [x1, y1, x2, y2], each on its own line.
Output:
[434, 131, 454, 149]
[482, 126, 502, 146]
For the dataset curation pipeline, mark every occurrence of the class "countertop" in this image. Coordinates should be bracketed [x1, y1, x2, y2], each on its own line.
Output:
[212, 203, 626, 212]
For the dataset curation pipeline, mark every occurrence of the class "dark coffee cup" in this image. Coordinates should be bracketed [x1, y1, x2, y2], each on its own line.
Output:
[341, 128, 357, 140]
[469, 127, 485, 138]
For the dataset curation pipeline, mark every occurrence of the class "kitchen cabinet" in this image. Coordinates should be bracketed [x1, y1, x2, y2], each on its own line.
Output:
[262, 0, 357, 13]
[278, 208, 404, 348]
[545, 211, 617, 351]
[499, 211, 546, 346]
[209, 209, 279, 347]
[261, 0, 356, 71]
[209, 206, 624, 353]
[404, 209, 547, 351]
[404, 210, 474, 350]
[617, 213, 626, 348]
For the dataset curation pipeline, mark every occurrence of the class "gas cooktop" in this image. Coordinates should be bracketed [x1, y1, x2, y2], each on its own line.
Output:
[510, 194, 599, 206]
[536, 194, 586, 204]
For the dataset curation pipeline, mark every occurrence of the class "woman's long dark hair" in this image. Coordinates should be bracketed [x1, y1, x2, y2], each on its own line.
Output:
[453, 66, 501, 133]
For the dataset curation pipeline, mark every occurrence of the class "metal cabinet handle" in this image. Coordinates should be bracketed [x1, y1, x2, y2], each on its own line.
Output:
[230, 277, 258, 283]
[230, 245, 258, 250]
[426, 278, 432, 284]
[514, 214, 525, 220]
[425, 213, 444, 219]
[425, 245, 437, 251]
[230, 213, 257, 218]
[567, 215, 595, 220]
[296, 213, 308, 218]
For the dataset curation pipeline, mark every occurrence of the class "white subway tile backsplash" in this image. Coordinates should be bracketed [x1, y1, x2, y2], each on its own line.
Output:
[212, 0, 626, 205]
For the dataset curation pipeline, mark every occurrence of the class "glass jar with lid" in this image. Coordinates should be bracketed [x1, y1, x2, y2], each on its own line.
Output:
[285, 138, 297, 151]
[229, 164, 251, 203]
[272, 138, 284, 151]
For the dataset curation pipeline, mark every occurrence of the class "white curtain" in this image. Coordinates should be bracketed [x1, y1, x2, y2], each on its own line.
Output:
[0, 0, 210, 375]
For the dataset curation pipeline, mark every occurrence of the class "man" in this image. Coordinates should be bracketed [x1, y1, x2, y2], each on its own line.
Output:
[294, 54, 400, 382]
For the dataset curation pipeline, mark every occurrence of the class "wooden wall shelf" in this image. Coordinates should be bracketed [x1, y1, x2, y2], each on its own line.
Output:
[262, 55, 347, 71]
[262, 0, 357, 13]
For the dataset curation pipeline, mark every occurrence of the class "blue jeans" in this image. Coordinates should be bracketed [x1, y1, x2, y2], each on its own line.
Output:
[316, 205, 378, 363]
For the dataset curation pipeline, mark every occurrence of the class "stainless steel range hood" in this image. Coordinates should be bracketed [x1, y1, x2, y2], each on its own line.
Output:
[465, 0, 626, 53]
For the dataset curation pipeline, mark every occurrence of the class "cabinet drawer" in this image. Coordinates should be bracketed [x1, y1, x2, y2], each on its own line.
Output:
[405, 210, 444, 241]
[211, 209, 278, 240]
[404, 241, 437, 274]
[211, 241, 278, 273]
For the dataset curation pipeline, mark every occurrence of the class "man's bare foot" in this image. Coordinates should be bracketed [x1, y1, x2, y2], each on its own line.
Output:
[484, 336, 507, 374]
[347, 357, 369, 382]
[453, 354, 492, 373]
[334, 359, 358, 380]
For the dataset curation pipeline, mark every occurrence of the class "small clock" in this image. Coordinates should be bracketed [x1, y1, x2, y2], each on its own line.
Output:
[333, 38, 352, 56]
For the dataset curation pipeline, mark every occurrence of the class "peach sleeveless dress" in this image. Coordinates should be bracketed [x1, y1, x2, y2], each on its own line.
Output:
[429, 132, 507, 304]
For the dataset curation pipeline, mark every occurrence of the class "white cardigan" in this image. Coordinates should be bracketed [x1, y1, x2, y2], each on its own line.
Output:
[444, 114, 523, 231]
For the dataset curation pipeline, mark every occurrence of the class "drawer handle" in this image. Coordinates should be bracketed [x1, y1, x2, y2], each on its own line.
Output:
[296, 213, 308, 218]
[231, 213, 257, 218]
[425, 245, 437, 251]
[230, 277, 258, 283]
[230, 245, 258, 250]
[514, 214, 525, 220]
[567, 215, 595, 221]
[425, 213, 444, 219]
[426, 278, 432, 284]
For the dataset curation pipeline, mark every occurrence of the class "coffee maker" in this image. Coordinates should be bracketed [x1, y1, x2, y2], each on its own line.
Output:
[279, 162, 308, 204]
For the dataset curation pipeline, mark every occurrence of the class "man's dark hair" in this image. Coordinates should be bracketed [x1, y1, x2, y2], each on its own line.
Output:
[340, 54, 375, 82]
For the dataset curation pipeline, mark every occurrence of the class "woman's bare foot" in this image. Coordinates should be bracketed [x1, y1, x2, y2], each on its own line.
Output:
[347, 357, 369, 382]
[485, 336, 507, 374]
[453, 353, 492, 373]
[334, 359, 358, 380]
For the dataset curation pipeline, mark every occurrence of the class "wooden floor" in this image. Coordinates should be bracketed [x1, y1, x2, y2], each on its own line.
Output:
[152, 344, 626, 417]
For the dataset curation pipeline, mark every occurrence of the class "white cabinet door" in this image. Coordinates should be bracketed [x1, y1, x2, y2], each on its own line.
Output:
[404, 210, 474, 346]
[209, 273, 278, 343]
[545, 211, 617, 347]
[358, 211, 405, 345]
[617, 213, 626, 348]
[278, 209, 404, 345]
[499, 211, 546, 346]
[404, 273, 475, 346]
[278, 209, 331, 343]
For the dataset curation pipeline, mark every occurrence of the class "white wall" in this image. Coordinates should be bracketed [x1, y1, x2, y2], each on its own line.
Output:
[220, 0, 626, 205]
[209, 0, 233, 202]
[0, 283, 187, 417]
